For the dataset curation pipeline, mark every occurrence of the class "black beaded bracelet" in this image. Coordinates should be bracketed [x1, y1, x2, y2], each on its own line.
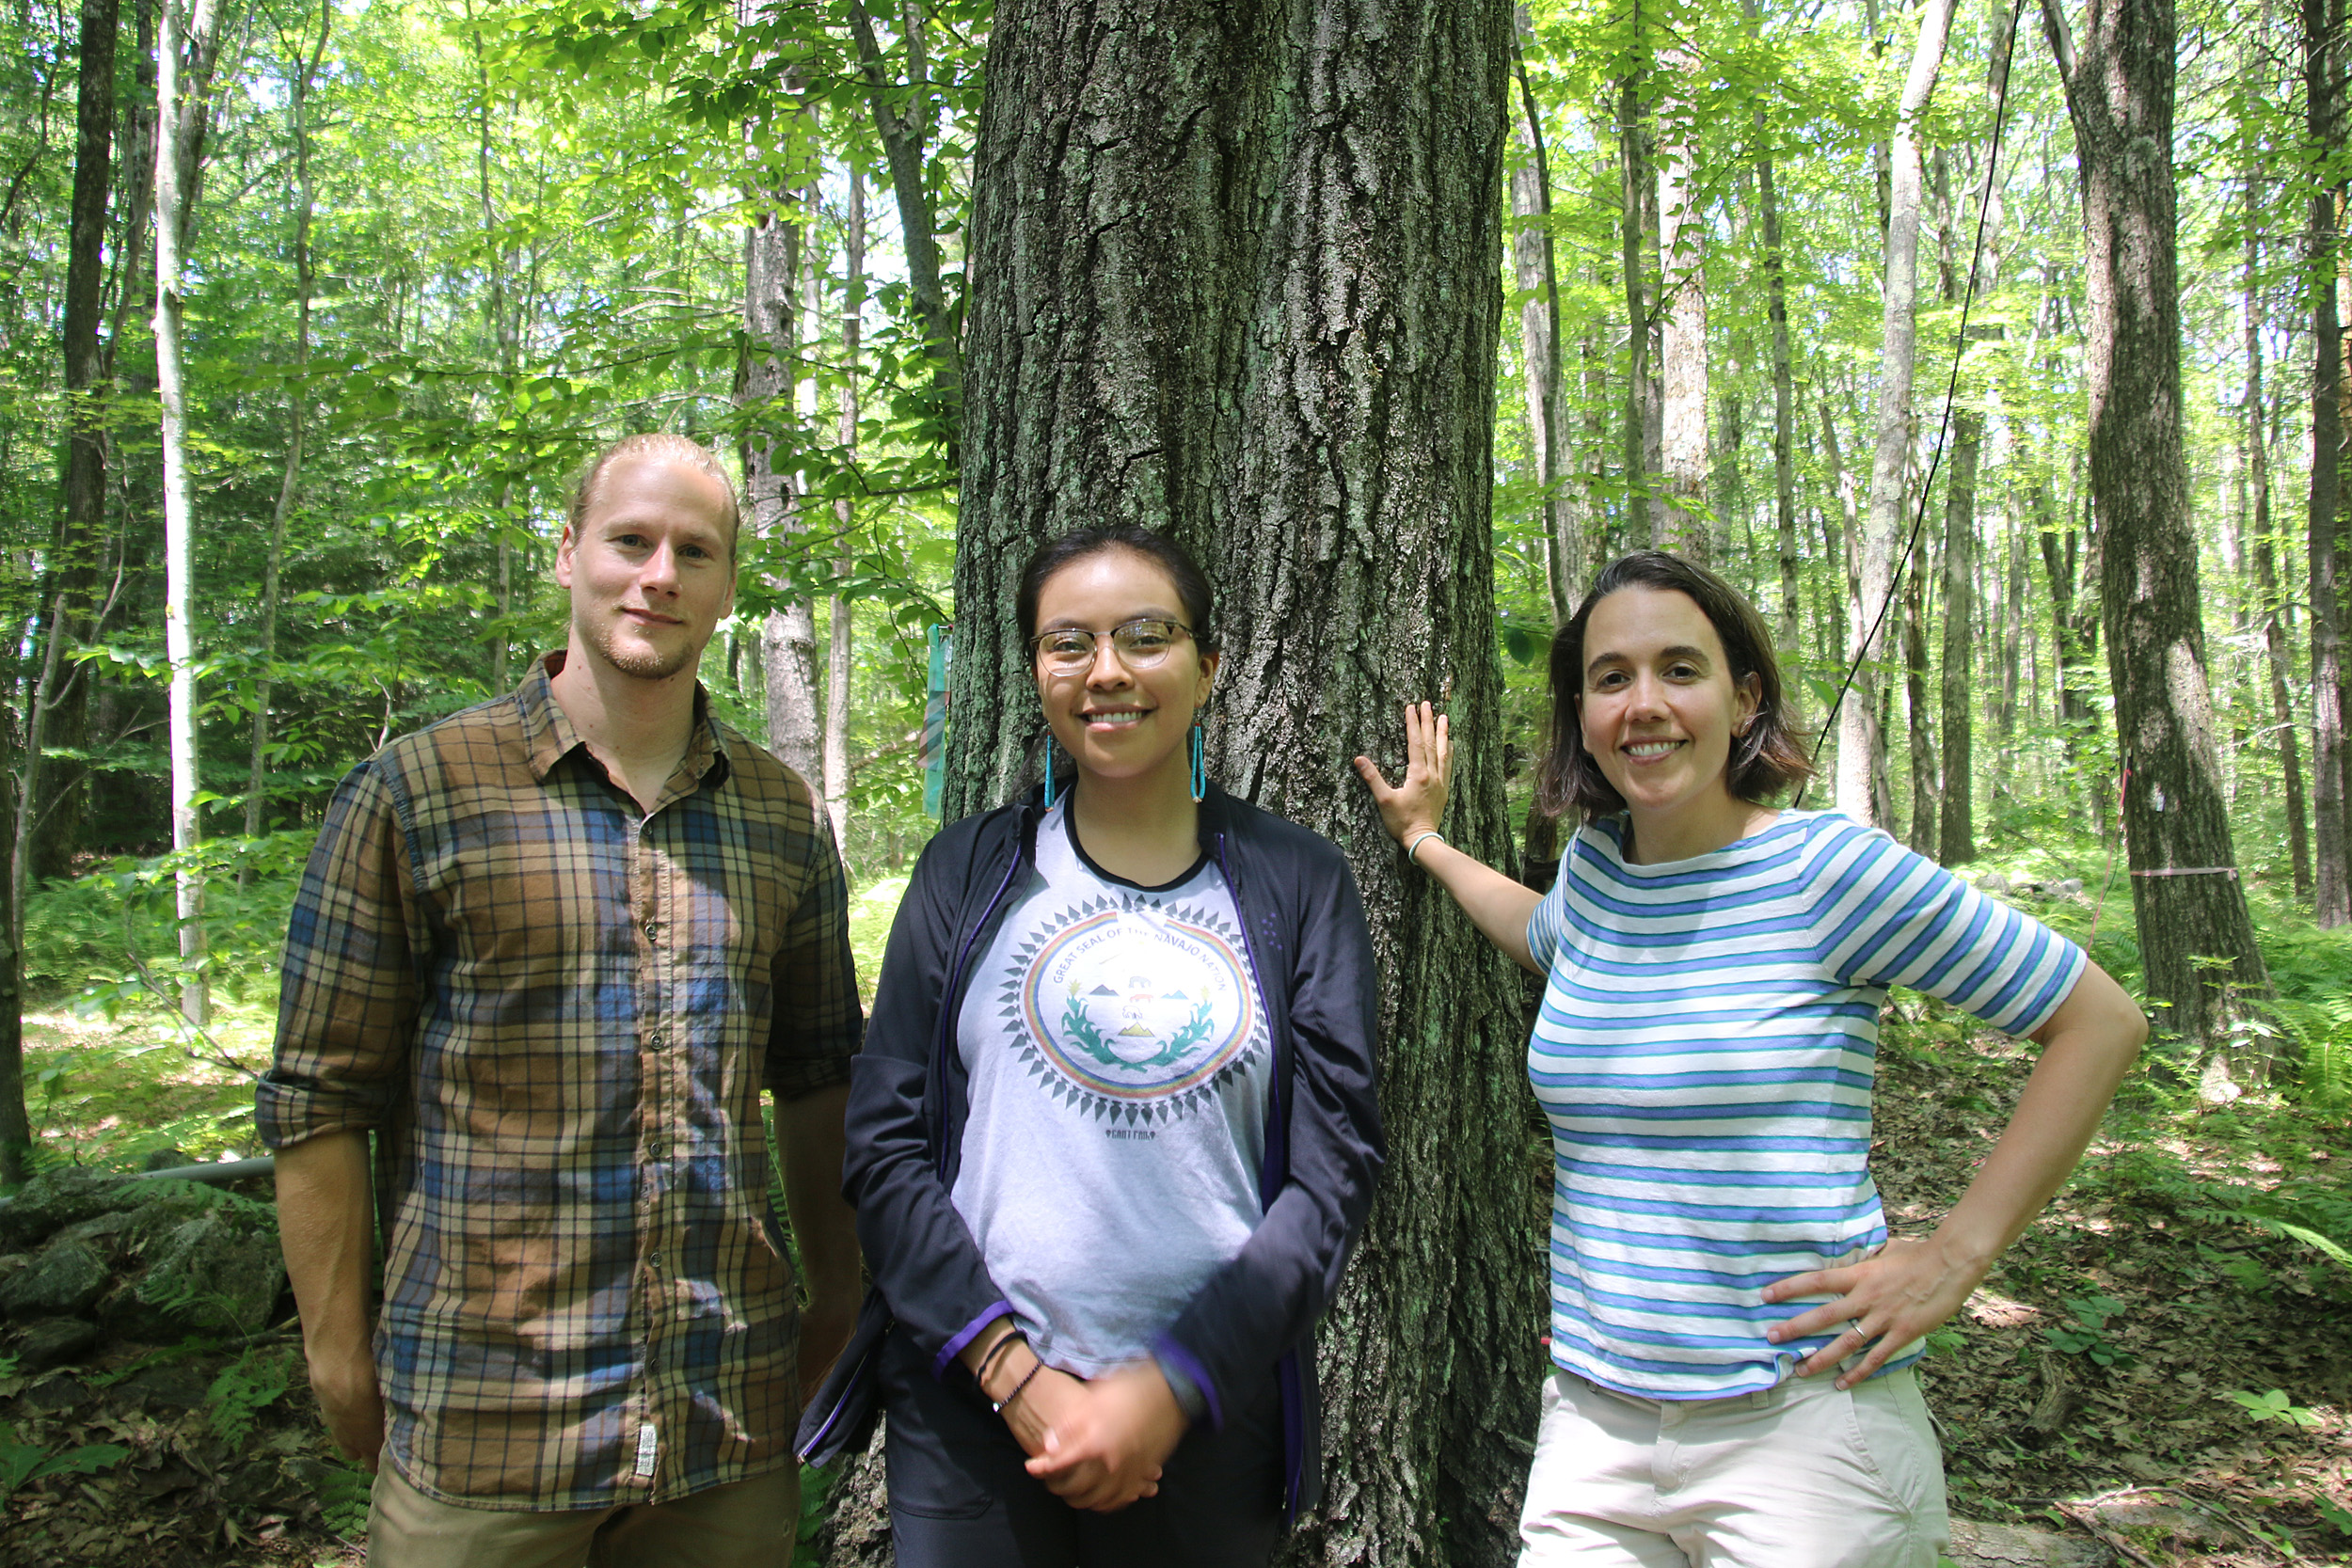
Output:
[993, 1358, 1044, 1416]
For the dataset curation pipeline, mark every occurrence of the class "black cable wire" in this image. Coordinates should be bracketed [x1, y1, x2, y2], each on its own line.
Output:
[1792, 0, 2026, 810]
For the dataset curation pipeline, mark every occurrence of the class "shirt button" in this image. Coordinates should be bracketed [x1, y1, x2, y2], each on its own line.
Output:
[643, 921, 659, 943]
[646, 1250, 664, 1271]
[645, 1030, 664, 1051]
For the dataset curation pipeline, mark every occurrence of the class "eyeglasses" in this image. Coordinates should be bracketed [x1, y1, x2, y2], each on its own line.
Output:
[1031, 618, 1194, 673]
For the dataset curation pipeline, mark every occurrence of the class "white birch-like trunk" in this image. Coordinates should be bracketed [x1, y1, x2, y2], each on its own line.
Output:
[1835, 0, 1954, 825]
[156, 0, 215, 1026]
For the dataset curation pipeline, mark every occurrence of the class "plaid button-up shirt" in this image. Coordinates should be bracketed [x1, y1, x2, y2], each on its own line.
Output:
[258, 654, 861, 1510]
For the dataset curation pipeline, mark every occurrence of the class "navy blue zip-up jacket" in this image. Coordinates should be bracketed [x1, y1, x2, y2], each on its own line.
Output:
[839, 784, 1383, 1518]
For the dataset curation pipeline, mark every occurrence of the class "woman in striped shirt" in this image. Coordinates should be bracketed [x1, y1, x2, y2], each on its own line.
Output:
[1355, 550, 2144, 1567]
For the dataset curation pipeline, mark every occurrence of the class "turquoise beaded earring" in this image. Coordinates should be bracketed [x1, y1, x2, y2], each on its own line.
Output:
[1042, 731, 1060, 810]
[1189, 716, 1207, 803]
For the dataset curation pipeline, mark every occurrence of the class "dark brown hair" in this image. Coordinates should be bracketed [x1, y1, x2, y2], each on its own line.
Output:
[1016, 525, 1219, 655]
[1534, 550, 1813, 823]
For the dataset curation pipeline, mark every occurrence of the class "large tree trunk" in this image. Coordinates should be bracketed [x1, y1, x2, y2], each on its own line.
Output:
[1655, 38, 1708, 562]
[1836, 0, 1954, 827]
[1510, 27, 1579, 621]
[2042, 0, 2270, 1058]
[2308, 0, 2349, 925]
[939, 2, 1538, 1562]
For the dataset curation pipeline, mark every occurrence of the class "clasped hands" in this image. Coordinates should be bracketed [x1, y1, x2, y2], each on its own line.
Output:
[974, 1330, 1188, 1512]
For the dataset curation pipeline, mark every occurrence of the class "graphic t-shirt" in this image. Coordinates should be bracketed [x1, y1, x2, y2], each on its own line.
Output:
[951, 804, 1271, 1376]
[1523, 810, 2087, 1399]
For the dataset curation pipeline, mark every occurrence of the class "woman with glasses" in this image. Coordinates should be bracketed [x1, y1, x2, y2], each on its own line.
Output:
[1355, 551, 2144, 1567]
[813, 525, 1382, 1567]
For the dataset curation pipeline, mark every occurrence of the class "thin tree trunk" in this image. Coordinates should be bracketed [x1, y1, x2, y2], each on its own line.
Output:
[2308, 0, 2349, 924]
[156, 0, 220, 1028]
[1836, 0, 1954, 827]
[1904, 549, 1937, 857]
[1745, 0, 1798, 651]
[24, 0, 120, 908]
[1819, 392, 1864, 796]
[937, 3, 1536, 1561]
[2042, 0, 2271, 1059]
[0, 725, 22, 1185]
[1656, 37, 1708, 562]
[243, 0, 326, 863]
[1510, 25, 1578, 619]
[1616, 64, 1654, 547]
[1938, 409, 1978, 863]
[844, 0, 960, 456]
[824, 171, 865, 852]
[2245, 176, 2314, 900]
[740, 103, 824, 784]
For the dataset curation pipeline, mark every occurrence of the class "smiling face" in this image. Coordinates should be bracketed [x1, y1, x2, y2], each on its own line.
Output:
[1576, 584, 1761, 856]
[1032, 547, 1218, 795]
[554, 455, 738, 684]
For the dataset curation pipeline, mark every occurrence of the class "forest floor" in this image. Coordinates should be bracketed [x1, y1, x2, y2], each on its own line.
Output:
[2, 994, 2348, 1564]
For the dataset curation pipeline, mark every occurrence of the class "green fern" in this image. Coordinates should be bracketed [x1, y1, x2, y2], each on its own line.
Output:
[318, 1458, 373, 1537]
[2265, 995, 2352, 1108]
[206, 1344, 296, 1448]
[0, 1420, 129, 1501]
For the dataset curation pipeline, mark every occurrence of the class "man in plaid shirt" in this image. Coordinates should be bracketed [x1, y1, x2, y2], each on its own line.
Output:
[260, 434, 862, 1565]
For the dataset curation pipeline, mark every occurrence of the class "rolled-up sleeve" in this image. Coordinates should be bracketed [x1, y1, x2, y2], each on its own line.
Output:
[766, 807, 864, 1101]
[256, 760, 420, 1149]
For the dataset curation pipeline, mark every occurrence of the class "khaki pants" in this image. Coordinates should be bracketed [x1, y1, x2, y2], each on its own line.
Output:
[366, 1461, 800, 1568]
[1517, 1365, 1949, 1568]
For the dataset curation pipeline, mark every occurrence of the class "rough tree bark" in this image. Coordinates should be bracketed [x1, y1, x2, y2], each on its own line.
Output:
[2042, 0, 2271, 1055]
[0, 729, 21, 1185]
[1510, 24, 1580, 621]
[918, 2, 1540, 1563]
[1655, 35, 1708, 564]
[1836, 0, 1953, 827]
[2308, 0, 2349, 925]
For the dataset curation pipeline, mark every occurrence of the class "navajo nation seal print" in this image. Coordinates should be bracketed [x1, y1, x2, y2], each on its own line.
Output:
[999, 894, 1264, 1122]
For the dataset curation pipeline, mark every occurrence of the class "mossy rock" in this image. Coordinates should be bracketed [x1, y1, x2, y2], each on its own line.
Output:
[0, 1168, 144, 1249]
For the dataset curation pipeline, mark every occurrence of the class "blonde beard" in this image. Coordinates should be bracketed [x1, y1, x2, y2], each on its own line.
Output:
[574, 614, 703, 682]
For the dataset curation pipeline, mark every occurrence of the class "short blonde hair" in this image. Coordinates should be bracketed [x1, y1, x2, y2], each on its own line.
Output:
[566, 434, 742, 554]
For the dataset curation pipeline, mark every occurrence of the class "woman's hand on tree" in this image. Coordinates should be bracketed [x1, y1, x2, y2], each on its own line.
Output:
[1761, 1235, 1987, 1388]
[1021, 1360, 1184, 1511]
[1352, 701, 1453, 845]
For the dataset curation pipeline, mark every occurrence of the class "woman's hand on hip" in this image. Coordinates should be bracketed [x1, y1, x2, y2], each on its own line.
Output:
[1023, 1360, 1186, 1512]
[1352, 701, 1452, 845]
[1762, 1236, 1985, 1389]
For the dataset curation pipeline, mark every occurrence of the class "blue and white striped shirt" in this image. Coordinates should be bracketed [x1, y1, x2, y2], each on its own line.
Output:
[1524, 810, 2085, 1399]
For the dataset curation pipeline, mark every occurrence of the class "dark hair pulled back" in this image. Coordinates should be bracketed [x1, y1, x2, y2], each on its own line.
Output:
[1534, 550, 1812, 824]
[1016, 525, 1219, 655]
